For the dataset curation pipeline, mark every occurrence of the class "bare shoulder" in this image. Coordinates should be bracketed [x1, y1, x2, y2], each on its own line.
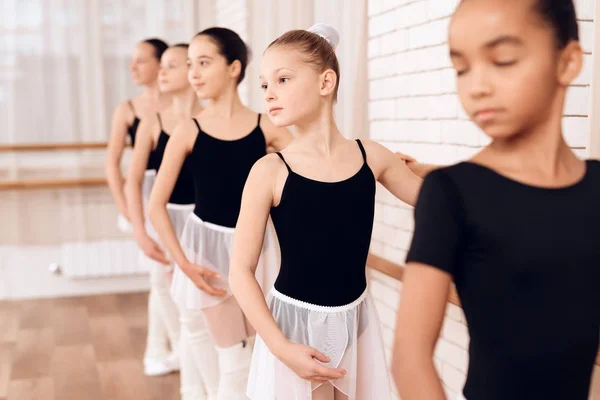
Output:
[246, 153, 287, 192]
[359, 138, 393, 158]
[171, 118, 200, 149]
[113, 100, 134, 122]
[250, 153, 286, 180]
[358, 139, 410, 179]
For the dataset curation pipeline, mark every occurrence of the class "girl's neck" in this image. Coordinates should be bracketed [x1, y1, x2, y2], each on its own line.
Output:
[294, 106, 343, 155]
[478, 104, 583, 180]
[206, 86, 245, 119]
[141, 82, 162, 101]
[171, 88, 202, 118]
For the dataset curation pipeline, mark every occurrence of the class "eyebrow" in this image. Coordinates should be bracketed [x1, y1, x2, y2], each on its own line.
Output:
[259, 67, 295, 80]
[450, 35, 524, 57]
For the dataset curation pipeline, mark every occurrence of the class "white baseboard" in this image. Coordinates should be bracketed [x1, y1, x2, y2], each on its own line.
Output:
[0, 243, 150, 300]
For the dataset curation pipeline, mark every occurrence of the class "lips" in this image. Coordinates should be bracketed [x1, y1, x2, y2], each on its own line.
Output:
[269, 107, 283, 115]
[474, 108, 504, 123]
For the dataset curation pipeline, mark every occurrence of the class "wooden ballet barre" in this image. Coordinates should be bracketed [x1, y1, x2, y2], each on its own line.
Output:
[367, 253, 461, 306]
[0, 177, 108, 190]
[366, 253, 600, 367]
[0, 142, 129, 152]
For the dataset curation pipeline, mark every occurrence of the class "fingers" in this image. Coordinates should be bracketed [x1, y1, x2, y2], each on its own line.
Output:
[310, 349, 330, 363]
[200, 267, 221, 280]
[192, 267, 227, 296]
[307, 348, 346, 381]
[314, 365, 346, 380]
[395, 152, 416, 163]
[149, 247, 170, 265]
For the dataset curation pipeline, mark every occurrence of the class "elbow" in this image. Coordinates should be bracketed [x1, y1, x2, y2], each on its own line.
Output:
[146, 200, 161, 225]
[228, 260, 250, 298]
[124, 180, 133, 202]
[390, 344, 405, 386]
[105, 157, 117, 175]
[228, 264, 241, 296]
[391, 336, 418, 390]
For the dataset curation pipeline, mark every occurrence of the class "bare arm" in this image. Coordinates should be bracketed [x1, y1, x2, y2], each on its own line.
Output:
[407, 162, 441, 178]
[260, 115, 293, 152]
[392, 264, 451, 399]
[364, 140, 423, 206]
[105, 103, 131, 218]
[147, 121, 225, 296]
[229, 155, 346, 383]
[395, 152, 441, 178]
[147, 121, 193, 267]
[229, 157, 288, 351]
[125, 117, 169, 264]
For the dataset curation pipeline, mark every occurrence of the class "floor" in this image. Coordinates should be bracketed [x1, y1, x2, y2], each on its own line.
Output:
[0, 292, 180, 400]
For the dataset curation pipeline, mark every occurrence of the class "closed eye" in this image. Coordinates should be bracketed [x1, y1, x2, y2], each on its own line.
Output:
[494, 60, 517, 67]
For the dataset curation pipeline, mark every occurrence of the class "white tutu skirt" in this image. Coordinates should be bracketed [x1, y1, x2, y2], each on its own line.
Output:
[171, 213, 279, 310]
[139, 202, 194, 270]
[247, 288, 392, 400]
[117, 169, 156, 234]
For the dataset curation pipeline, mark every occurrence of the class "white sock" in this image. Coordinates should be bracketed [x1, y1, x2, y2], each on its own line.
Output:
[216, 340, 253, 400]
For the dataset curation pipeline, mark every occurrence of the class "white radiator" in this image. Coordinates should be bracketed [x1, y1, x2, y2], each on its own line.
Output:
[60, 240, 146, 278]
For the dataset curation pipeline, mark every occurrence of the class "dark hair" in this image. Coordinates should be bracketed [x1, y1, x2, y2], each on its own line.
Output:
[268, 30, 341, 101]
[142, 38, 169, 61]
[195, 27, 249, 84]
[533, 0, 579, 48]
[172, 43, 189, 49]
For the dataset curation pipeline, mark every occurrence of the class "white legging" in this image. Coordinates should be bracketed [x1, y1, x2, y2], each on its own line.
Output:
[144, 257, 180, 360]
[179, 307, 219, 399]
[179, 295, 255, 400]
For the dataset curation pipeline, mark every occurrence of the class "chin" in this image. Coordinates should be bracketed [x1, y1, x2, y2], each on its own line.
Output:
[195, 88, 213, 100]
[268, 113, 295, 128]
[480, 124, 521, 141]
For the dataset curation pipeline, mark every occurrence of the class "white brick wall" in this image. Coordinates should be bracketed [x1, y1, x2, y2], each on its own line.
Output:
[367, 0, 600, 398]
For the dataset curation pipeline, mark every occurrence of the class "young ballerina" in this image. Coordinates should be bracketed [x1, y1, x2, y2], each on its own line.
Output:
[106, 38, 171, 230]
[392, 1, 599, 399]
[126, 43, 210, 396]
[105, 37, 175, 376]
[228, 24, 424, 400]
[147, 27, 293, 399]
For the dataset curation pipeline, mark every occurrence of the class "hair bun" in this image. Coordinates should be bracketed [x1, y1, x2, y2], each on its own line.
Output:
[307, 23, 339, 50]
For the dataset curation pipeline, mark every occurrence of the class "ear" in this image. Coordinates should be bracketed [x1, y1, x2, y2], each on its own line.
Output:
[229, 59, 242, 81]
[319, 69, 337, 97]
[557, 40, 583, 87]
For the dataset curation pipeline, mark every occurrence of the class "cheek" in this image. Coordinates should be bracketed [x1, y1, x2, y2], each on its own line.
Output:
[175, 69, 188, 83]
[142, 64, 157, 76]
[504, 61, 556, 115]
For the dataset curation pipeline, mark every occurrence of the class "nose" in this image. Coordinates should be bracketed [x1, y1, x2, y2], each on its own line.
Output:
[264, 84, 276, 103]
[189, 64, 200, 80]
[469, 65, 494, 100]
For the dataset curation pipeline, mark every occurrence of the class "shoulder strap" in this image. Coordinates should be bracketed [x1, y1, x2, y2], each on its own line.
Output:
[257, 113, 262, 126]
[127, 100, 137, 116]
[275, 152, 292, 173]
[356, 139, 367, 162]
[157, 113, 163, 131]
[192, 118, 201, 131]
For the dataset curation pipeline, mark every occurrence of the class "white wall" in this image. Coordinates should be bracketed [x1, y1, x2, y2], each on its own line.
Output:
[366, 0, 600, 398]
